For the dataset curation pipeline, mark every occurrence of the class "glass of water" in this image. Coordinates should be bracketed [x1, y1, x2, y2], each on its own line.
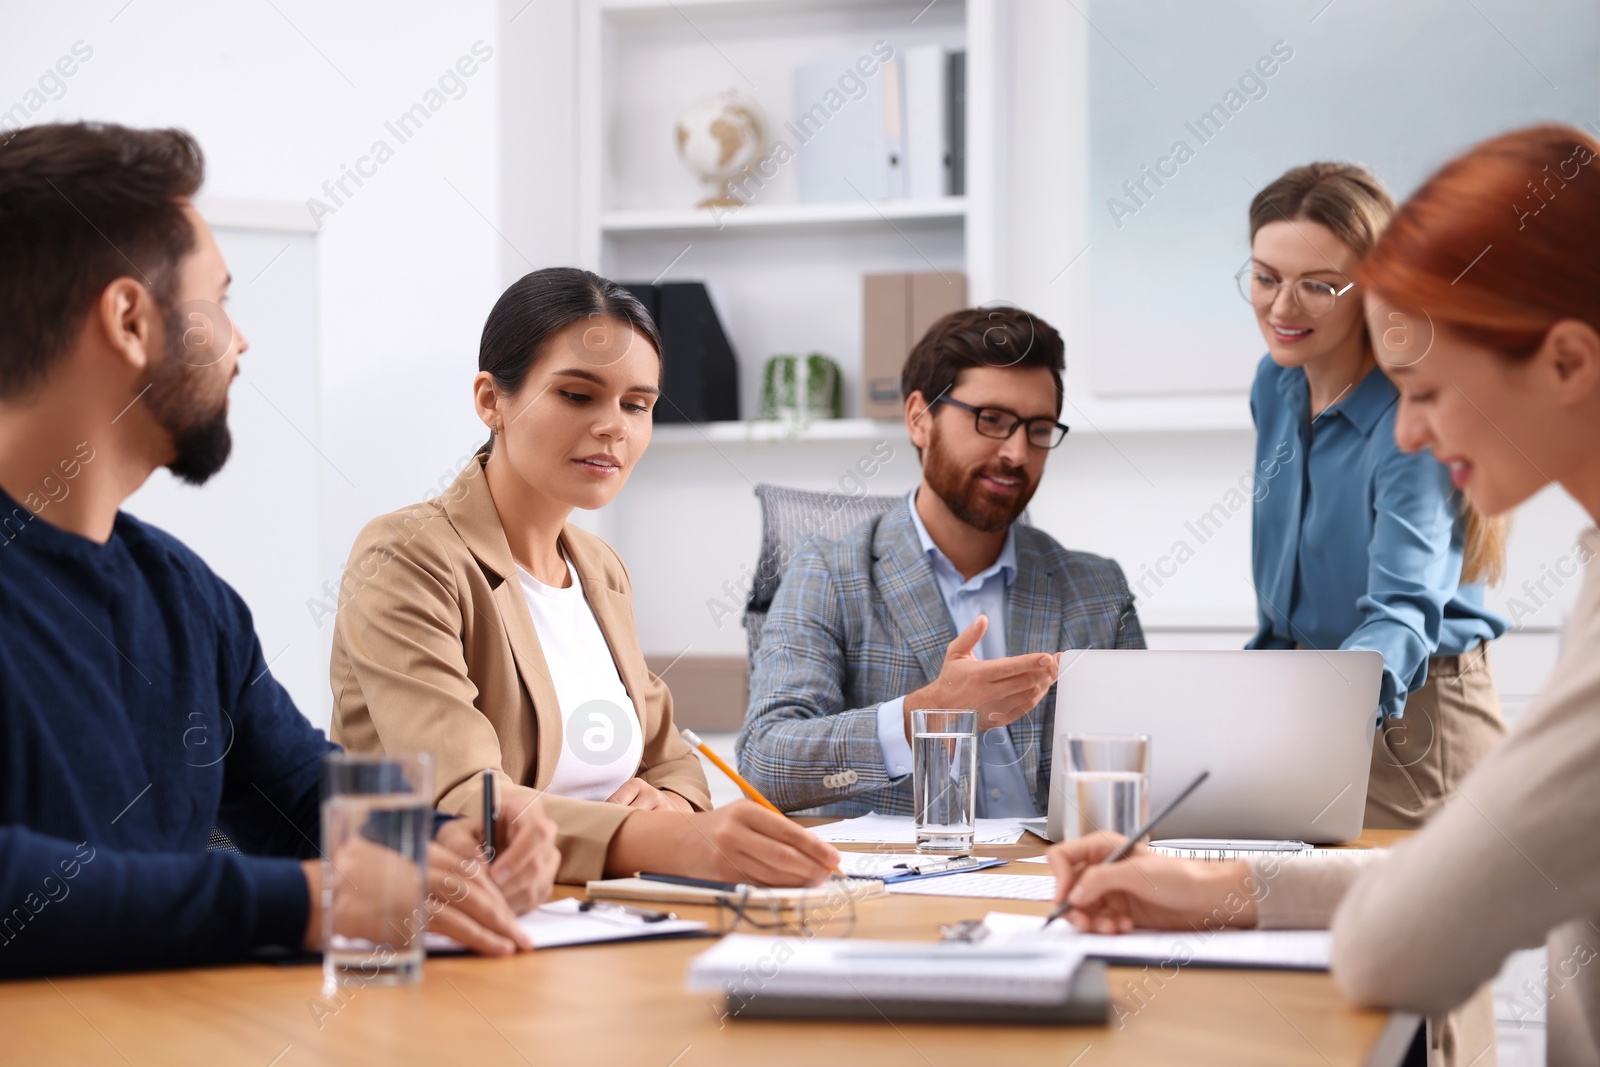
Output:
[912, 709, 978, 852]
[321, 752, 433, 993]
[1062, 734, 1150, 840]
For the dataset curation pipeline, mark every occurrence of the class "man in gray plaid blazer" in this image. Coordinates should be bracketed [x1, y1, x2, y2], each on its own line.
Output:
[737, 307, 1145, 817]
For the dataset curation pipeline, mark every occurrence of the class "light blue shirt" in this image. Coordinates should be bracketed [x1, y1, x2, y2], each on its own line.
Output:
[1248, 356, 1507, 720]
[875, 491, 1041, 818]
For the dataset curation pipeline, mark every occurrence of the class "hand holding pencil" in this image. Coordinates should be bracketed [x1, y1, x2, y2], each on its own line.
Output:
[681, 728, 841, 877]
[681, 728, 784, 814]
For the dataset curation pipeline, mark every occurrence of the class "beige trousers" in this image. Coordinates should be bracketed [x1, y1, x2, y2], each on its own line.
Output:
[1428, 983, 1498, 1067]
[1365, 642, 1506, 831]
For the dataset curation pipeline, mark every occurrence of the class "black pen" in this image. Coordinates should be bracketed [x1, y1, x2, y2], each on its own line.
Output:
[637, 871, 743, 892]
[1044, 769, 1211, 927]
[482, 768, 497, 863]
[579, 900, 676, 923]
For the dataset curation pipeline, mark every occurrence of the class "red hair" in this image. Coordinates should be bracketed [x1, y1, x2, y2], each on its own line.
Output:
[1355, 124, 1600, 584]
[1360, 123, 1600, 359]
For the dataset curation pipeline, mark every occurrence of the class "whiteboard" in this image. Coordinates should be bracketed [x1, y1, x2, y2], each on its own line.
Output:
[1086, 0, 1599, 397]
[122, 225, 329, 729]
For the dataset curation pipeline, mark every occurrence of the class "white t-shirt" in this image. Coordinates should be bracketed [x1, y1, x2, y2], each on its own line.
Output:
[516, 552, 644, 802]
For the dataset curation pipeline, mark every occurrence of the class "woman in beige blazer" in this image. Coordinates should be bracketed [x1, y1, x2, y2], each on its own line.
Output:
[1044, 125, 1600, 1066]
[331, 267, 838, 887]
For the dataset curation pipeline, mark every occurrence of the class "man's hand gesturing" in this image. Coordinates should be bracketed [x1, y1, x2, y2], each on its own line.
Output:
[902, 615, 1059, 735]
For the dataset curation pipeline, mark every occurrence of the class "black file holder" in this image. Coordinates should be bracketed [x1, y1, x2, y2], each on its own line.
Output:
[622, 280, 739, 424]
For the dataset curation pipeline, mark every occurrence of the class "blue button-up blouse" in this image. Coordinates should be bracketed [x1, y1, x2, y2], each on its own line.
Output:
[1247, 355, 1507, 720]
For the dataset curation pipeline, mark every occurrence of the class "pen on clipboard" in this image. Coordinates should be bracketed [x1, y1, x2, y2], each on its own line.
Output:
[482, 768, 497, 863]
[1043, 769, 1211, 927]
[578, 899, 676, 923]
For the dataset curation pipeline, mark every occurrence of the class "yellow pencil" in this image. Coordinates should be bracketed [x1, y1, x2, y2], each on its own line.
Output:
[681, 728, 842, 877]
[681, 728, 784, 814]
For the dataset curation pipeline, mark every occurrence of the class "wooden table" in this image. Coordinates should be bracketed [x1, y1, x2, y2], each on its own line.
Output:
[0, 830, 1413, 1066]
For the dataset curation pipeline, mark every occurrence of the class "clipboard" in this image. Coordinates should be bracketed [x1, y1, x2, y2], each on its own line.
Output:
[425, 897, 711, 953]
[834, 852, 1008, 883]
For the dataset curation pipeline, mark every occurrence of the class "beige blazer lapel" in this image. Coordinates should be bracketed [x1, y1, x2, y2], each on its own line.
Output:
[443, 457, 566, 789]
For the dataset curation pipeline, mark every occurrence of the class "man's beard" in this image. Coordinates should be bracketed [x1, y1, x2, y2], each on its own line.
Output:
[145, 306, 232, 486]
[922, 429, 1037, 534]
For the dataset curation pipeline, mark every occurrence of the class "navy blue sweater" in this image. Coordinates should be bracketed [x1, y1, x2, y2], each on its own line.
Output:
[0, 486, 333, 976]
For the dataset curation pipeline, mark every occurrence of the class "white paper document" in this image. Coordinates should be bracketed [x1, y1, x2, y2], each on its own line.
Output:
[426, 897, 707, 952]
[809, 811, 1029, 845]
[982, 910, 1333, 970]
[886, 873, 1057, 901]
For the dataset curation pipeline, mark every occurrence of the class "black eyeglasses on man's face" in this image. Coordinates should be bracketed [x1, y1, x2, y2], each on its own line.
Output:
[933, 395, 1070, 450]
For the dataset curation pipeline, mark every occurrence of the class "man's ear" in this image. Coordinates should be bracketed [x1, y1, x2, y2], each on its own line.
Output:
[1540, 318, 1600, 409]
[904, 389, 933, 451]
[95, 277, 158, 374]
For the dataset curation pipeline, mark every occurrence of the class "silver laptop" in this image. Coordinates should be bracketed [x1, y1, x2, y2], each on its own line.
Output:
[1045, 649, 1382, 845]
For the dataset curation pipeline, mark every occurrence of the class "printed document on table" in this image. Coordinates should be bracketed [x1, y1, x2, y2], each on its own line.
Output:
[981, 911, 1333, 970]
[809, 811, 1029, 845]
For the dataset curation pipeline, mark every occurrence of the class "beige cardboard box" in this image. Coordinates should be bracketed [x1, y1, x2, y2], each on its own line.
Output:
[861, 271, 968, 418]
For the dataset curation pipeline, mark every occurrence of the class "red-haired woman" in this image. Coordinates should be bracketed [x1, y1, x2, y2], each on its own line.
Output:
[1046, 125, 1600, 1067]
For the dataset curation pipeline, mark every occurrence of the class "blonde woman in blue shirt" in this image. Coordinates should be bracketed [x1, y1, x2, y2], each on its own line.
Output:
[1240, 163, 1508, 829]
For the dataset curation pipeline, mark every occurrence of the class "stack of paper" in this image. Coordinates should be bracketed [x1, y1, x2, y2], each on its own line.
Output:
[981, 911, 1334, 970]
[688, 934, 1085, 1005]
[809, 812, 1031, 845]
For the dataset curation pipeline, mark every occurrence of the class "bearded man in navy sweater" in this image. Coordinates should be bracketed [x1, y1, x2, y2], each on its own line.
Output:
[0, 122, 560, 977]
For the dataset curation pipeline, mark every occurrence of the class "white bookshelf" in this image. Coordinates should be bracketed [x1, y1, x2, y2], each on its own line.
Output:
[577, 0, 1004, 425]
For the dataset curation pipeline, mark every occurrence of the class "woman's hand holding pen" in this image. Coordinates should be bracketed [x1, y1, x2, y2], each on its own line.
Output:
[1045, 831, 1258, 933]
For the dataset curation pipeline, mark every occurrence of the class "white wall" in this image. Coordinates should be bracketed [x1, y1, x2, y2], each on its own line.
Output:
[3, 0, 514, 727]
[4, 0, 1590, 731]
[122, 225, 326, 720]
